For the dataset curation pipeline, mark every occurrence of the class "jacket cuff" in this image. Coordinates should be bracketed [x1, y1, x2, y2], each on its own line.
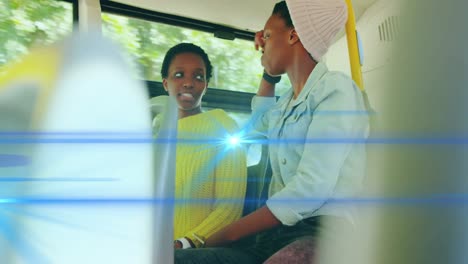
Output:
[266, 198, 303, 226]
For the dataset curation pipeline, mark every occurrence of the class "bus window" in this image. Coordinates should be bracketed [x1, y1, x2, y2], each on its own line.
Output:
[0, 0, 72, 67]
[101, 12, 291, 95]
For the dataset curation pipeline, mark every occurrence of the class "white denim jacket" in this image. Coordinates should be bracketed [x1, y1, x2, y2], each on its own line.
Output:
[250, 63, 369, 225]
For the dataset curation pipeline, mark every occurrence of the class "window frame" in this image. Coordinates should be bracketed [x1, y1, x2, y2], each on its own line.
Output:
[57, 0, 79, 23]
[98, 0, 255, 41]
[57, 0, 273, 113]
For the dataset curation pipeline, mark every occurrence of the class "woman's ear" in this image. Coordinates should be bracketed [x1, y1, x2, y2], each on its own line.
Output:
[202, 83, 208, 96]
[289, 29, 300, 45]
[162, 79, 169, 93]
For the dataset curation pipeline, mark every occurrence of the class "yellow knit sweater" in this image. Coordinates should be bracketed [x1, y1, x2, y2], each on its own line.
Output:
[173, 109, 247, 247]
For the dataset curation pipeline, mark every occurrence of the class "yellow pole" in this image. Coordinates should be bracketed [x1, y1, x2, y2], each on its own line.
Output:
[345, 0, 364, 91]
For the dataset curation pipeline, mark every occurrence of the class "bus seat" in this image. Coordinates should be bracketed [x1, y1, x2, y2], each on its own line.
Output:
[242, 142, 272, 216]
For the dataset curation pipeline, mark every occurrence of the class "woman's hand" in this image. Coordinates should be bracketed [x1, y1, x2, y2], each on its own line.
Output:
[255, 30, 265, 51]
[174, 240, 182, 249]
[205, 206, 281, 247]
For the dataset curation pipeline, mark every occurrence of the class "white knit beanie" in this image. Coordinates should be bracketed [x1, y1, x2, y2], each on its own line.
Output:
[285, 0, 348, 61]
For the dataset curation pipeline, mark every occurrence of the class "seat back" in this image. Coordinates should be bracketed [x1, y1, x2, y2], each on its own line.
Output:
[242, 143, 272, 216]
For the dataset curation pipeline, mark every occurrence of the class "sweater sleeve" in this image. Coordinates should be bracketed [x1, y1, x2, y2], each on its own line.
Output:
[183, 114, 247, 247]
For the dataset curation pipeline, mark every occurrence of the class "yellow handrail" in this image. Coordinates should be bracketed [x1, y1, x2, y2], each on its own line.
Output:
[345, 0, 364, 91]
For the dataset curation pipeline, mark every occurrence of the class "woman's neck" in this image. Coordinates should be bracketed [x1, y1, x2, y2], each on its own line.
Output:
[178, 107, 202, 119]
[287, 52, 317, 99]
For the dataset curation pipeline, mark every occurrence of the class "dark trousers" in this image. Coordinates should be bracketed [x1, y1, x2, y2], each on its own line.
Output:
[174, 217, 322, 264]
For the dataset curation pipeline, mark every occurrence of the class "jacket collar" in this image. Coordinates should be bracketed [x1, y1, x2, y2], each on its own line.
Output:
[277, 62, 329, 108]
[292, 62, 328, 107]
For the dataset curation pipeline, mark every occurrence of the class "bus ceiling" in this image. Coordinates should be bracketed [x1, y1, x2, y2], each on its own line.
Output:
[77, 0, 377, 34]
[74, 0, 377, 90]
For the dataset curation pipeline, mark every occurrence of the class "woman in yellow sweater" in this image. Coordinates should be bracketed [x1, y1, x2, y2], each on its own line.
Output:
[155, 43, 247, 249]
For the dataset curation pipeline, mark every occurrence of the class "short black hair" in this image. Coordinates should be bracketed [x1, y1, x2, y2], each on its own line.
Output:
[273, 1, 294, 28]
[160, 43, 213, 82]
